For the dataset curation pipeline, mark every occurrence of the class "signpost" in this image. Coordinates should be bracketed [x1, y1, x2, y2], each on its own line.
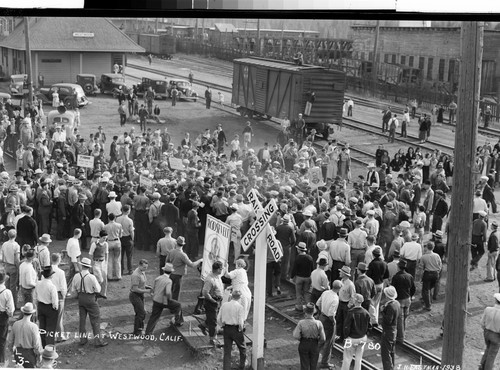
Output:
[240, 191, 278, 370]
[76, 154, 94, 168]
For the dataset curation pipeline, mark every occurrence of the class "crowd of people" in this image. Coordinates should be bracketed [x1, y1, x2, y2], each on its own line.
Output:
[0, 91, 499, 370]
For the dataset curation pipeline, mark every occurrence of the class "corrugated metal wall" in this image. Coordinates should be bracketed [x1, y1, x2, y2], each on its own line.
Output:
[254, 68, 267, 113]
[37, 51, 72, 85]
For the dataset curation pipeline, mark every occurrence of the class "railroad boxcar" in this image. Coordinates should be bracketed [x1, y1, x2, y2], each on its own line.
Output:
[232, 57, 345, 138]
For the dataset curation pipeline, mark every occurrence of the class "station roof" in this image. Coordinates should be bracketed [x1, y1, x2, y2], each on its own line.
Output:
[234, 57, 324, 72]
[214, 23, 238, 34]
[0, 17, 145, 53]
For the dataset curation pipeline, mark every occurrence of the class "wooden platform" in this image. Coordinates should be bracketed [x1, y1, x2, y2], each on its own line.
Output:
[173, 314, 254, 352]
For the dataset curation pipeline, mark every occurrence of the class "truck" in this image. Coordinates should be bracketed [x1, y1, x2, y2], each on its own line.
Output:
[231, 57, 345, 138]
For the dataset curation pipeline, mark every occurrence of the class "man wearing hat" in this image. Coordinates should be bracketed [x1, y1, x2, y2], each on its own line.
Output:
[354, 262, 375, 313]
[148, 192, 164, 250]
[341, 293, 370, 370]
[291, 242, 314, 311]
[129, 259, 153, 336]
[69, 257, 108, 347]
[89, 230, 109, 299]
[310, 258, 330, 304]
[485, 222, 500, 283]
[292, 302, 326, 370]
[106, 191, 122, 218]
[0, 271, 14, 365]
[347, 219, 368, 279]
[479, 293, 500, 369]
[480, 175, 497, 214]
[34, 266, 59, 347]
[380, 286, 400, 370]
[328, 228, 351, 283]
[335, 266, 356, 344]
[431, 189, 449, 234]
[40, 345, 58, 369]
[2, 229, 21, 310]
[105, 213, 123, 281]
[391, 259, 415, 343]
[36, 234, 52, 270]
[36, 180, 53, 236]
[419, 242, 442, 311]
[367, 246, 389, 325]
[145, 262, 184, 335]
[386, 250, 401, 283]
[217, 289, 247, 370]
[185, 201, 202, 261]
[473, 190, 489, 221]
[226, 204, 243, 263]
[163, 193, 180, 238]
[399, 234, 422, 278]
[133, 186, 151, 250]
[199, 261, 224, 345]
[167, 236, 202, 301]
[10, 302, 43, 367]
[276, 214, 297, 281]
[471, 210, 488, 271]
[72, 193, 89, 250]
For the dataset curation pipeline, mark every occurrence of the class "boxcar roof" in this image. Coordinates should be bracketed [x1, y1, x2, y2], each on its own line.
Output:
[234, 58, 329, 72]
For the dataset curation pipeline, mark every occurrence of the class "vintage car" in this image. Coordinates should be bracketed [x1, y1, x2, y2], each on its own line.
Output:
[9, 74, 28, 97]
[76, 74, 99, 96]
[47, 106, 76, 138]
[36, 83, 90, 108]
[136, 77, 168, 100]
[166, 79, 198, 101]
[99, 73, 128, 97]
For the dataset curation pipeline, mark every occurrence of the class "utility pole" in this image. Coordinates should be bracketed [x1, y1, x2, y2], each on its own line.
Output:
[372, 20, 380, 91]
[194, 18, 198, 40]
[24, 17, 33, 105]
[155, 18, 158, 34]
[442, 21, 483, 367]
[280, 19, 285, 58]
[257, 19, 261, 56]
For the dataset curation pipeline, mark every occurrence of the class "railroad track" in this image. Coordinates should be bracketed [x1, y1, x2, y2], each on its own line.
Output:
[266, 278, 442, 369]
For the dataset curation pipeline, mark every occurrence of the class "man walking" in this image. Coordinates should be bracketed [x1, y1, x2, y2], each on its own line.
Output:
[341, 293, 370, 370]
[419, 242, 442, 311]
[167, 236, 202, 301]
[1, 229, 20, 309]
[391, 259, 415, 343]
[89, 230, 109, 299]
[69, 257, 108, 347]
[50, 253, 67, 342]
[316, 280, 342, 369]
[156, 227, 177, 275]
[217, 289, 247, 370]
[10, 302, 43, 368]
[485, 222, 499, 282]
[479, 293, 500, 370]
[355, 262, 376, 314]
[105, 213, 123, 281]
[399, 234, 422, 278]
[145, 263, 183, 335]
[34, 266, 59, 347]
[129, 259, 152, 336]
[367, 247, 389, 326]
[0, 271, 14, 366]
[380, 286, 400, 370]
[291, 242, 314, 312]
[471, 211, 488, 271]
[336, 266, 356, 344]
[199, 261, 224, 345]
[293, 302, 326, 370]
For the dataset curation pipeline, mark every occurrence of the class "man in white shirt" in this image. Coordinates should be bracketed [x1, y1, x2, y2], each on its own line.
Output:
[364, 210, 380, 239]
[34, 266, 59, 347]
[106, 192, 122, 218]
[364, 237, 383, 266]
[226, 205, 243, 263]
[348, 219, 368, 277]
[89, 209, 105, 246]
[0, 271, 14, 365]
[316, 280, 342, 369]
[50, 253, 68, 342]
[35, 234, 52, 270]
[1, 229, 20, 309]
[89, 230, 109, 299]
[19, 250, 38, 305]
[473, 190, 489, 221]
[51, 126, 66, 152]
[66, 229, 82, 283]
[399, 233, 422, 278]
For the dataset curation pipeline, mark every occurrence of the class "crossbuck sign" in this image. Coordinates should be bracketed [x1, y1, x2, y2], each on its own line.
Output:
[241, 190, 283, 262]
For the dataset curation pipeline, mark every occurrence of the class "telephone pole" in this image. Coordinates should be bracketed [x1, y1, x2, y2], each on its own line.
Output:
[24, 17, 33, 105]
[372, 20, 380, 91]
[442, 21, 483, 367]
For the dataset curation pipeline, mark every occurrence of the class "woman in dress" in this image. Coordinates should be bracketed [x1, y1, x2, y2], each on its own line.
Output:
[224, 259, 252, 320]
[405, 147, 416, 171]
[338, 147, 350, 181]
[326, 143, 339, 180]
[52, 88, 60, 108]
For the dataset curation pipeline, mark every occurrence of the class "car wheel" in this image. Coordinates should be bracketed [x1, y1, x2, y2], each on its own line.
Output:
[83, 83, 93, 94]
[64, 97, 74, 110]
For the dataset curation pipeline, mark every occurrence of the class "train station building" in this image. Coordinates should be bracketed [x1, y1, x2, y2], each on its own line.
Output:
[0, 17, 144, 87]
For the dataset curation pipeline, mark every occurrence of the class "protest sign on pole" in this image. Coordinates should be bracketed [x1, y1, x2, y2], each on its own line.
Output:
[169, 157, 185, 171]
[77, 154, 94, 169]
[201, 215, 231, 280]
[139, 175, 153, 190]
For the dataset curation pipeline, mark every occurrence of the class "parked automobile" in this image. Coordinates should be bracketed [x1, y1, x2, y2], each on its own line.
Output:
[136, 77, 168, 100]
[99, 73, 128, 97]
[76, 74, 99, 96]
[9, 74, 28, 97]
[47, 106, 76, 138]
[36, 83, 90, 108]
[166, 79, 198, 101]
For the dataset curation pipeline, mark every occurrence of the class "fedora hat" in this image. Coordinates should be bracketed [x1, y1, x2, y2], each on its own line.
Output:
[384, 286, 398, 300]
[176, 236, 186, 246]
[296, 242, 307, 252]
[372, 247, 381, 257]
[357, 262, 368, 271]
[318, 258, 328, 267]
[21, 302, 36, 314]
[338, 228, 348, 237]
[108, 191, 117, 198]
[397, 259, 407, 269]
[163, 263, 175, 273]
[41, 266, 55, 279]
[399, 221, 411, 228]
[492, 222, 499, 229]
[393, 250, 400, 258]
[79, 257, 92, 268]
[42, 345, 59, 360]
[339, 265, 351, 277]
[39, 234, 52, 244]
[304, 302, 315, 315]
[316, 240, 327, 251]
[411, 233, 419, 241]
[385, 202, 394, 209]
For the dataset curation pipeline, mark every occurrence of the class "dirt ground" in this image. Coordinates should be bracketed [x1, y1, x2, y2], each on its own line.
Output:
[1, 58, 499, 369]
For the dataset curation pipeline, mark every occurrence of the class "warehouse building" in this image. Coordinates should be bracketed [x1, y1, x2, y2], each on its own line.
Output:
[0, 17, 144, 87]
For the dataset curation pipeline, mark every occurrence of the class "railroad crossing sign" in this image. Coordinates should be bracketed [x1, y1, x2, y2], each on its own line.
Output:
[246, 189, 283, 262]
[241, 196, 277, 253]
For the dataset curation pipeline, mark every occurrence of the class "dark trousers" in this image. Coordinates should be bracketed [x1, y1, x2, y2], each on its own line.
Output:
[310, 288, 324, 305]
[388, 128, 395, 143]
[38, 302, 58, 347]
[0, 312, 8, 363]
[422, 271, 439, 309]
[206, 98, 211, 109]
[404, 259, 417, 278]
[401, 122, 407, 137]
[185, 228, 199, 260]
[4, 264, 19, 309]
[480, 329, 500, 370]
[120, 236, 133, 274]
[223, 325, 247, 370]
[347, 106, 352, 116]
[203, 300, 219, 338]
[319, 313, 335, 366]
[159, 255, 167, 275]
[298, 338, 320, 370]
[266, 261, 281, 296]
[21, 287, 33, 305]
[145, 299, 183, 335]
[471, 238, 485, 267]
[431, 216, 443, 233]
[129, 292, 146, 335]
[381, 330, 397, 370]
[335, 301, 349, 341]
[120, 114, 126, 126]
[78, 292, 103, 344]
[134, 211, 149, 249]
[330, 260, 345, 284]
[14, 347, 37, 368]
[170, 274, 183, 301]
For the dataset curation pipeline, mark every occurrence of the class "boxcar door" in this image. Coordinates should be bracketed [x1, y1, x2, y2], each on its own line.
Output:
[254, 67, 268, 115]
